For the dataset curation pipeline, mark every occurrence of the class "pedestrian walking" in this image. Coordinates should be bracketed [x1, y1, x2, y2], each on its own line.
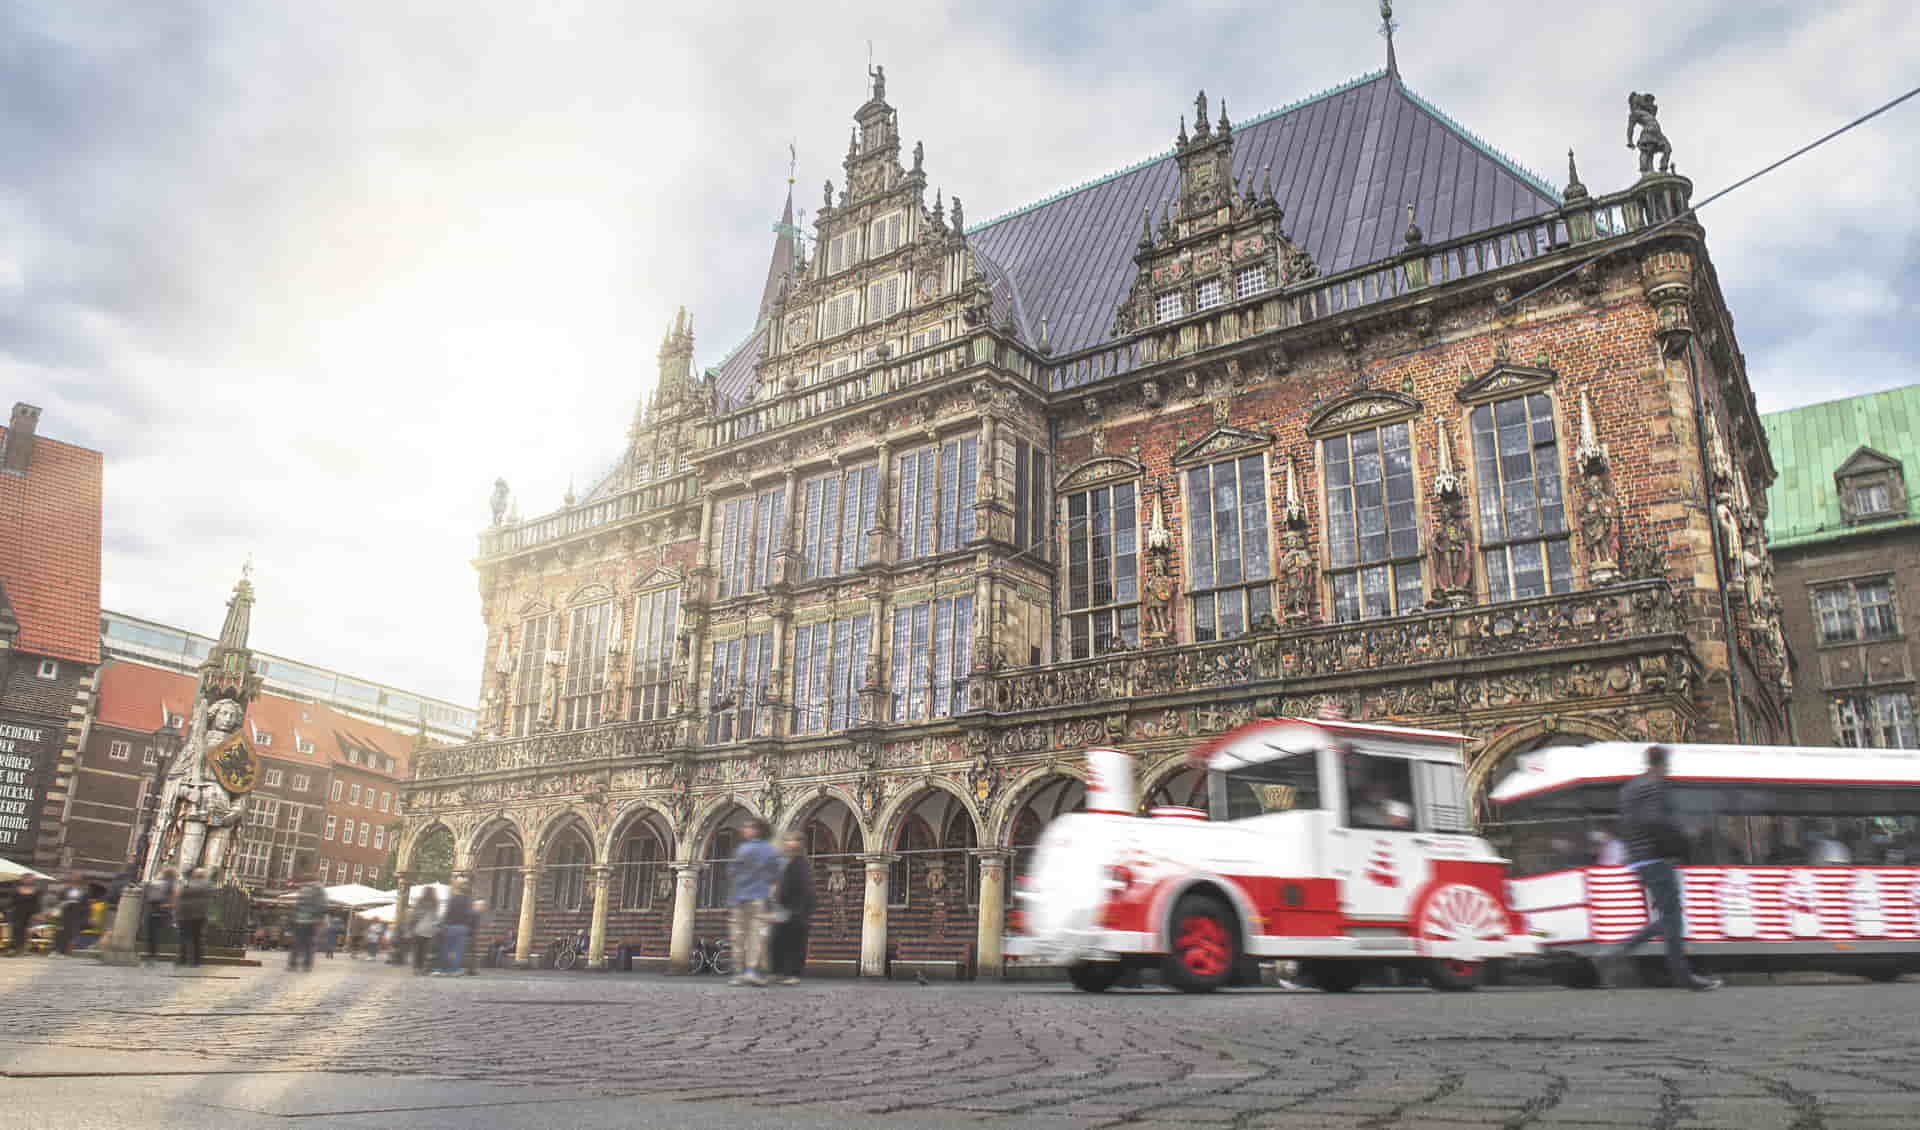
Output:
[288, 874, 326, 972]
[5, 877, 38, 956]
[407, 887, 441, 976]
[173, 868, 212, 968]
[142, 869, 176, 961]
[54, 876, 87, 955]
[435, 880, 476, 976]
[769, 831, 815, 986]
[363, 920, 384, 961]
[726, 818, 784, 987]
[321, 915, 338, 958]
[1609, 745, 1721, 992]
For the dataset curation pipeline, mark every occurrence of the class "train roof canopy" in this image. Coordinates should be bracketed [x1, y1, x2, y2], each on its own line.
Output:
[1489, 742, 1920, 804]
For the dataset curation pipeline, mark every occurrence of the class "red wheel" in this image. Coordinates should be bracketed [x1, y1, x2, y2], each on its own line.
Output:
[1162, 893, 1237, 993]
[1426, 957, 1483, 992]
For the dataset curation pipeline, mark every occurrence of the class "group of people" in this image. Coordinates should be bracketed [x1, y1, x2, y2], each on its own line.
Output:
[272, 876, 484, 976]
[139, 867, 216, 965]
[724, 821, 815, 987]
[4, 874, 107, 956]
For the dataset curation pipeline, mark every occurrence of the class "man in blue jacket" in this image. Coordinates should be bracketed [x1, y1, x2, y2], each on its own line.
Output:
[727, 819, 784, 987]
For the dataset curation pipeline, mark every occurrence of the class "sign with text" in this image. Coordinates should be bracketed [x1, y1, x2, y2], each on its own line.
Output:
[0, 716, 59, 856]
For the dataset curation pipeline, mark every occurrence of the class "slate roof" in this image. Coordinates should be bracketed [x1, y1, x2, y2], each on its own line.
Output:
[712, 70, 1556, 403]
[0, 424, 103, 665]
[1762, 383, 1920, 550]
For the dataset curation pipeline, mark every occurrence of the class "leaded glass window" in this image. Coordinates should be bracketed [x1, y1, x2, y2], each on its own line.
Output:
[562, 601, 612, 730]
[707, 632, 773, 743]
[510, 613, 553, 737]
[1185, 455, 1273, 641]
[1834, 692, 1918, 748]
[1471, 394, 1573, 601]
[1324, 422, 1423, 621]
[792, 614, 873, 734]
[1813, 579, 1898, 645]
[1155, 292, 1184, 323]
[630, 588, 679, 722]
[890, 595, 973, 721]
[799, 465, 878, 580]
[717, 486, 785, 599]
[1012, 441, 1049, 556]
[1065, 481, 1139, 658]
[896, 436, 977, 561]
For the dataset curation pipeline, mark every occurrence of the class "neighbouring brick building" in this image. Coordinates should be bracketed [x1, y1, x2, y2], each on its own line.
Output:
[396, 50, 1788, 976]
[0, 402, 104, 873]
[72, 638, 424, 890]
[1763, 384, 1920, 749]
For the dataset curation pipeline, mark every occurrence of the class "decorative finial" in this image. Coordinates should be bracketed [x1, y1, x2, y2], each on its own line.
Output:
[1563, 148, 1589, 202]
[1379, 0, 1400, 76]
[848, 127, 858, 157]
[240, 554, 254, 582]
[1433, 420, 1461, 498]
[1403, 202, 1424, 247]
[933, 189, 946, 229]
[1039, 315, 1052, 355]
[1218, 98, 1230, 134]
[1575, 389, 1608, 473]
[1261, 164, 1274, 203]
[1140, 204, 1153, 246]
[1177, 114, 1189, 147]
[786, 140, 797, 186]
[1147, 489, 1171, 552]
[1282, 455, 1305, 526]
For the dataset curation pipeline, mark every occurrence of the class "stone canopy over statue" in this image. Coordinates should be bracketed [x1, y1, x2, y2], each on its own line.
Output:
[143, 569, 264, 881]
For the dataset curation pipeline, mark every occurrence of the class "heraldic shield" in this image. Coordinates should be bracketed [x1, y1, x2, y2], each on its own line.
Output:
[207, 731, 260, 795]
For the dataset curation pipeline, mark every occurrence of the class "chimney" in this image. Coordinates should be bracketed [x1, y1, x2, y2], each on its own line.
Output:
[2, 403, 41, 475]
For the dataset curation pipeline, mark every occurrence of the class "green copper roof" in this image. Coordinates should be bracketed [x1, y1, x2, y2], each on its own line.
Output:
[1762, 383, 1920, 549]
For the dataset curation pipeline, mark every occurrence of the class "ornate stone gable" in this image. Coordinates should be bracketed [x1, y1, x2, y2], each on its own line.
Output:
[1172, 425, 1273, 467]
[1306, 389, 1422, 435]
[1456, 360, 1558, 404]
[1057, 454, 1145, 492]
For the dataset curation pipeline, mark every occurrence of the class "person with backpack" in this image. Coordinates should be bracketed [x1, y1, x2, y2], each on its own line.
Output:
[288, 874, 327, 972]
[172, 868, 213, 968]
[1608, 745, 1721, 992]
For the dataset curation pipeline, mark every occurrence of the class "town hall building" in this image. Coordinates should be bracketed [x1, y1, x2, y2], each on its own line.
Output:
[395, 39, 1788, 978]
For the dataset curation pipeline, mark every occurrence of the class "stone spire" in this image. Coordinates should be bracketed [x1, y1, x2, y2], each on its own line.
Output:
[1380, 0, 1400, 77]
[199, 563, 262, 708]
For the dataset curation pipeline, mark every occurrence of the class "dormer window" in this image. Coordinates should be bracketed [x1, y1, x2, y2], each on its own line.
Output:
[1834, 446, 1906, 525]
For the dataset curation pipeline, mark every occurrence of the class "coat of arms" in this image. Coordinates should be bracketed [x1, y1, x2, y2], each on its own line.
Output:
[206, 731, 260, 795]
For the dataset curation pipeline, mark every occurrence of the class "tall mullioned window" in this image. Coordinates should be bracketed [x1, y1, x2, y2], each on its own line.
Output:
[1472, 393, 1573, 601]
[629, 588, 679, 722]
[897, 436, 977, 561]
[716, 486, 785, 599]
[1065, 482, 1139, 658]
[891, 595, 973, 721]
[1012, 441, 1049, 556]
[707, 632, 773, 743]
[1813, 578, 1898, 645]
[1186, 455, 1273, 641]
[798, 465, 879, 580]
[1834, 691, 1918, 748]
[1324, 422, 1423, 620]
[792, 614, 872, 734]
[511, 613, 554, 737]
[562, 601, 612, 730]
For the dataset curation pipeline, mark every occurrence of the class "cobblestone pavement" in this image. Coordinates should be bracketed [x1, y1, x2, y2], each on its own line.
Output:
[2, 956, 1917, 1129]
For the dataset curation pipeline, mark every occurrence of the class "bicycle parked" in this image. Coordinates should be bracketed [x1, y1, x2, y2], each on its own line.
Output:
[546, 928, 589, 971]
[689, 934, 732, 976]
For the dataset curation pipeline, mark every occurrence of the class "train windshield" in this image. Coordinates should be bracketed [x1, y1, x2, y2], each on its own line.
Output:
[1213, 752, 1323, 822]
[1491, 780, 1920, 876]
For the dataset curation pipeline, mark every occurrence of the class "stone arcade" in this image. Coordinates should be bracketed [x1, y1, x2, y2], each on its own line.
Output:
[395, 55, 1788, 977]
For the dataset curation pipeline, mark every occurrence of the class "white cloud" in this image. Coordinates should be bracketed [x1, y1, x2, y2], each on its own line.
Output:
[4, 0, 1916, 705]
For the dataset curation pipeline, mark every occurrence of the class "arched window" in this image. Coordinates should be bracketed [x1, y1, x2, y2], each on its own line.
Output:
[482, 840, 522, 914]
[942, 808, 979, 905]
[616, 826, 664, 910]
[698, 827, 739, 909]
[550, 834, 591, 912]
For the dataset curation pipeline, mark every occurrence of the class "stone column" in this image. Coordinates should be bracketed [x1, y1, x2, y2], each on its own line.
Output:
[513, 868, 539, 967]
[973, 849, 1012, 979]
[586, 865, 613, 970]
[667, 863, 700, 973]
[859, 853, 896, 978]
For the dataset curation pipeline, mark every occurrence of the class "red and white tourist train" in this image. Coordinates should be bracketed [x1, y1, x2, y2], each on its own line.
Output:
[1488, 742, 1920, 985]
[1006, 716, 1535, 993]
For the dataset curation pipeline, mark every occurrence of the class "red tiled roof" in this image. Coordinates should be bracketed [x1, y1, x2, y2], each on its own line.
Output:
[93, 658, 417, 776]
[0, 427, 103, 665]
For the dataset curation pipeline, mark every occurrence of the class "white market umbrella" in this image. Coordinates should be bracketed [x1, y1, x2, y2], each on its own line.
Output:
[0, 856, 50, 881]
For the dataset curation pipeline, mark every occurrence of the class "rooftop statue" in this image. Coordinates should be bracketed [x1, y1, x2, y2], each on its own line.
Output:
[1626, 92, 1673, 175]
[490, 477, 509, 525]
[868, 63, 885, 102]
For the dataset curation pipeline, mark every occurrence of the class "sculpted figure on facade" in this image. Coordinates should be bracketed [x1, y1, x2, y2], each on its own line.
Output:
[1277, 528, 1316, 622]
[151, 695, 251, 878]
[1142, 553, 1177, 645]
[1579, 471, 1622, 584]
[1626, 92, 1673, 176]
[1428, 498, 1473, 605]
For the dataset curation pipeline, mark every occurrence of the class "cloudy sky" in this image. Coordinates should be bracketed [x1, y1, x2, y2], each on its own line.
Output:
[4, 1, 1915, 709]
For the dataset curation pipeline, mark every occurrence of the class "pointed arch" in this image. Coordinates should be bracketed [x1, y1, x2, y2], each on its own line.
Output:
[602, 798, 681, 860]
[776, 784, 870, 849]
[1468, 714, 1624, 817]
[873, 776, 982, 851]
[396, 820, 456, 879]
[987, 761, 1088, 846]
[532, 807, 599, 867]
